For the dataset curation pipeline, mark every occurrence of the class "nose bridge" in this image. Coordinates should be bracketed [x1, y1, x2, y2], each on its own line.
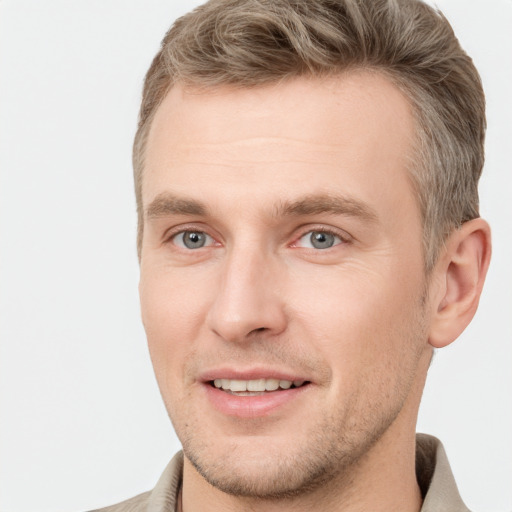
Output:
[206, 241, 286, 342]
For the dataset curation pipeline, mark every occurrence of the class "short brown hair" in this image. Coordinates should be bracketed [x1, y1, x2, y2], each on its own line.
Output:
[134, 0, 485, 271]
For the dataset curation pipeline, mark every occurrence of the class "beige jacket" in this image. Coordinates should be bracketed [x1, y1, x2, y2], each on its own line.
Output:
[90, 434, 470, 512]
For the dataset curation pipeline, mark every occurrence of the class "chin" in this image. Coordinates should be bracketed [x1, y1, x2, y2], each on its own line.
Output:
[178, 416, 380, 500]
[184, 440, 341, 499]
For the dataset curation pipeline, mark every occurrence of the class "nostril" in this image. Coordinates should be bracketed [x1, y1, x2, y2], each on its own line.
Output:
[250, 327, 267, 335]
[245, 326, 269, 338]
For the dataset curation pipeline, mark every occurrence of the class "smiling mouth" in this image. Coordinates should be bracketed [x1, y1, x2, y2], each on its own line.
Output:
[210, 378, 309, 396]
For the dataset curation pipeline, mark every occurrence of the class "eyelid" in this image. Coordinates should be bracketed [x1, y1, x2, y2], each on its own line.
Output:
[290, 225, 353, 248]
[162, 223, 221, 246]
[161, 223, 352, 249]
[174, 231, 215, 250]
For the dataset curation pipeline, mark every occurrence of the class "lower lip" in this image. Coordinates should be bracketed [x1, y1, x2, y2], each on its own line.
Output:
[203, 383, 310, 418]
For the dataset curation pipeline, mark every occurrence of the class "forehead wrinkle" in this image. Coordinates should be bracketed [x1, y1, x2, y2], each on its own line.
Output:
[273, 194, 379, 223]
[145, 192, 208, 220]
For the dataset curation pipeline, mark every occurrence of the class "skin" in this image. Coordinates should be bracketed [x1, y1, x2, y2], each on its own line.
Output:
[138, 72, 491, 512]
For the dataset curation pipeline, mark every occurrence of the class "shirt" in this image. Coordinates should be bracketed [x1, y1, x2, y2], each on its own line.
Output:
[89, 434, 471, 512]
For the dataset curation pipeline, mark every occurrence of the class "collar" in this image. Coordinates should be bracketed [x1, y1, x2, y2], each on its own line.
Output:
[416, 433, 471, 512]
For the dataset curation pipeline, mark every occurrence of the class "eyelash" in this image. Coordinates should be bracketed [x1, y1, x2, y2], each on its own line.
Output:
[292, 226, 350, 249]
[163, 225, 351, 250]
[162, 218, 353, 246]
[164, 224, 218, 247]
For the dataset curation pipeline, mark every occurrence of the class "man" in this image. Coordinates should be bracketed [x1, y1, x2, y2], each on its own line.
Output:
[94, 0, 491, 510]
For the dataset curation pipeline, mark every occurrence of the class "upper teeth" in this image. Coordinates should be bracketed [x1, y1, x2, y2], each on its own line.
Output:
[213, 378, 305, 392]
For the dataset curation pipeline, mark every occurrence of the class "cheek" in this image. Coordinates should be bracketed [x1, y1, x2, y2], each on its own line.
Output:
[139, 267, 213, 385]
[289, 262, 425, 379]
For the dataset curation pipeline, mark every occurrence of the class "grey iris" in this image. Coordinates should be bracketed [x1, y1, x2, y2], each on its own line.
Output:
[183, 231, 206, 249]
[310, 231, 335, 249]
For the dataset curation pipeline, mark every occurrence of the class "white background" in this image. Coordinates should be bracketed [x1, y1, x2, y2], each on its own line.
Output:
[0, 1, 510, 511]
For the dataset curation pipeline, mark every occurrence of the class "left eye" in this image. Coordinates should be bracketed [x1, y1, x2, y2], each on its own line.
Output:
[296, 231, 343, 250]
[172, 231, 214, 249]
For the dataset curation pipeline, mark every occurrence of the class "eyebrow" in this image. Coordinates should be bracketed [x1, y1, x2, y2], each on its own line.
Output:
[145, 192, 378, 223]
[145, 193, 208, 220]
[277, 194, 379, 223]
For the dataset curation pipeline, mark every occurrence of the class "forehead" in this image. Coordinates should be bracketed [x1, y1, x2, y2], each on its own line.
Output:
[143, 72, 417, 216]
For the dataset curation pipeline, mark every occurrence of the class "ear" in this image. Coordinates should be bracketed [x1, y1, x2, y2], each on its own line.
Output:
[428, 218, 491, 348]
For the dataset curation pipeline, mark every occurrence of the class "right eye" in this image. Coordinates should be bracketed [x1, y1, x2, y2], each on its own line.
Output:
[172, 230, 215, 250]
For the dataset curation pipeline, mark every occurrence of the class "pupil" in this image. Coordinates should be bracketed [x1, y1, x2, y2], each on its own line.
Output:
[184, 232, 205, 248]
[311, 231, 334, 249]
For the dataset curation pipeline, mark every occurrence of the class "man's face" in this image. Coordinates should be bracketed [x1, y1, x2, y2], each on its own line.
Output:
[139, 73, 433, 497]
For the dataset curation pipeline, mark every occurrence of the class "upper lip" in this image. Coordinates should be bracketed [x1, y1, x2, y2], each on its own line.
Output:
[199, 367, 311, 383]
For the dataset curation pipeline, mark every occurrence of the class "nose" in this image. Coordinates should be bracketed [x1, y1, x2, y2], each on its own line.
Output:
[206, 247, 287, 343]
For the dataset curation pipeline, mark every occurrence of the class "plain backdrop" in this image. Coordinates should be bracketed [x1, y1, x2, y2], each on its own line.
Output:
[0, 1, 511, 511]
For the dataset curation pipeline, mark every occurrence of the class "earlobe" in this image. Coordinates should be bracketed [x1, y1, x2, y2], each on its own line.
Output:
[428, 218, 491, 348]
